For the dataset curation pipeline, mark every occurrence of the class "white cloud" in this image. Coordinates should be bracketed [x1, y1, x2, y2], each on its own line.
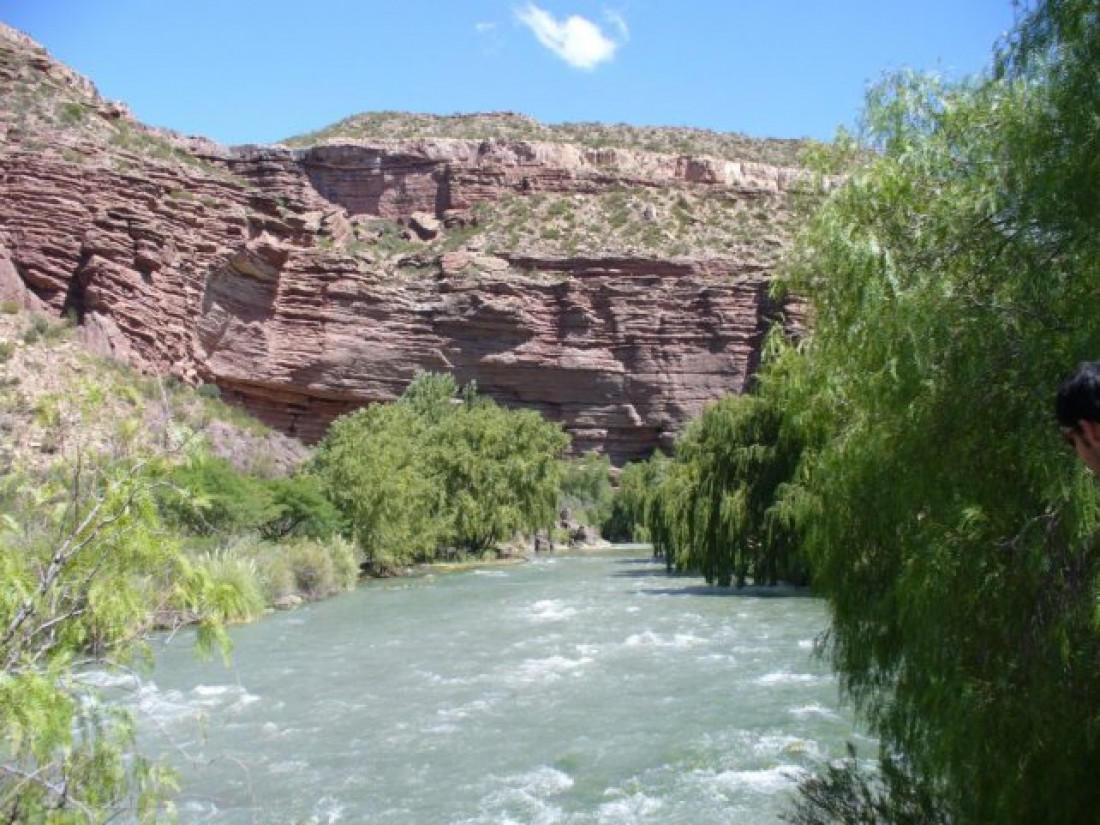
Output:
[514, 4, 623, 70]
[603, 9, 629, 42]
[474, 21, 498, 35]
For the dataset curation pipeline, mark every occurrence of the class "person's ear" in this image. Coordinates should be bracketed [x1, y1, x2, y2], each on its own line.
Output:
[1078, 419, 1100, 447]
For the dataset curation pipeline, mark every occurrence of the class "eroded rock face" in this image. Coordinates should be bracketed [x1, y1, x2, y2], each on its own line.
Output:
[0, 23, 806, 464]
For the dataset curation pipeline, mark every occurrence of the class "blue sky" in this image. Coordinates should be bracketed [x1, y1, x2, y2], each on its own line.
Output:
[2, 1, 1019, 146]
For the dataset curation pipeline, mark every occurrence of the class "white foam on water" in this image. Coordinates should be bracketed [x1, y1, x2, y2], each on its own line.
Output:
[755, 671, 821, 686]
[528, 599, 578, 622]
[504, 766, 575, 795]
[798, 638, 816, 650]
[191, 684, 234, 697]
[789, 703, 841, 721]
[437, 699, 494, 722]
[473, 570, 509, 578]
[754, 734, 823, 760]
[187, 684, 262, 714]
[596, 791, 664, 823]
[77, 669, 141, 690]
[135, 682, 196, 726]
[711, 765, 806, 794]
[422, 723, 459, 735]
[268, 759, 309, 775]
[179, 799, 219, 817]
[508, 655, 593, 685]
[697, 653, 738, 665]
[307, 795, 345, 824]
[419, 669, 477, 687]
[624, 631, 704, 649]
[473, 766, 573, 825]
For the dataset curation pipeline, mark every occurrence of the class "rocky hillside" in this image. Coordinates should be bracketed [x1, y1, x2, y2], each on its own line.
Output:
[0, 308, 308, 480]
[0, 24, 818, 464]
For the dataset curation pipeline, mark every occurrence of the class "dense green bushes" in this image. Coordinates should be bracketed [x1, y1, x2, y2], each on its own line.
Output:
[312, 373, 570, 568]
[559, 451, 614, 530]
[158, 455, 343, 541]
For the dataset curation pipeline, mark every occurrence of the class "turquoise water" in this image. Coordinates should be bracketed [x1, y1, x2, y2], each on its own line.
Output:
[126, 549, 864, 823]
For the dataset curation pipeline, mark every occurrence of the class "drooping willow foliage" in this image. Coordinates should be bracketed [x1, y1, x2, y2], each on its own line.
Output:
[616, 2, 1100, 821]
[612, 387, 808, 587]
[312, 373, 569, 567]
[776, 0, 1100, 821]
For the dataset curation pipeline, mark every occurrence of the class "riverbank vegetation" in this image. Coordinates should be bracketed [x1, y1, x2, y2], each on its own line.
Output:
[612, 1, 1100, 821]
[607, 390, 807, 586]
[312, 372, 570, 572]
[0, 318, 583, 821]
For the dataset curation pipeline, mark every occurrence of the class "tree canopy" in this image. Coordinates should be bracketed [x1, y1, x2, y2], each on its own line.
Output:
[312, 373, 569, 567]
[771, 0, 1100, 820]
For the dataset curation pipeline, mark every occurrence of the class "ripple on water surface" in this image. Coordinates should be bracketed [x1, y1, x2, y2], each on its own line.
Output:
[131, 550, 862, 825]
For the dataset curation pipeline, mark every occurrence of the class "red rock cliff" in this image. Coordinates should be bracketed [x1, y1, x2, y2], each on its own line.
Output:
[0, 24, 808, 464]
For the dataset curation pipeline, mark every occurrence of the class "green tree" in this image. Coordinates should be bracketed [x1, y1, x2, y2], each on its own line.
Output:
[604, 457, 657, 542]
[431, 402, 568, 552]
[313, 373, 569, 563]
[0, 458, 239, 824]
[259, 474, 345, 541]
[311, 402, 444, 569]
[675, 393, 807, 587]
[398, 371, 461, 424]
[776, 1, 1100, 820]
[558, 451, 613, 532]
[158, 454, 278, 536]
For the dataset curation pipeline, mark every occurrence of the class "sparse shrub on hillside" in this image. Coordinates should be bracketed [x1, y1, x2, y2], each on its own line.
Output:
[59, 100, 84, 124]
[21, 314, 49, 344]
[283, 111, 810, 168]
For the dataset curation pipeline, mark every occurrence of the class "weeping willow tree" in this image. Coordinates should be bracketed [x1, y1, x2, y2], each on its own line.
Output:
[666, 392, 807, 586]
[777, 0, 1100, 821]
[612, 387, 807, 586]
[313, 373, 569, 566]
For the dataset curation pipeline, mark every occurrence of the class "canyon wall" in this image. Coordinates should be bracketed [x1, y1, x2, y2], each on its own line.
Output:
[0, 24, 807, 463]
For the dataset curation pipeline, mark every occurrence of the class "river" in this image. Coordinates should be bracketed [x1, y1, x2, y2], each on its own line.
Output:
[127, 548, 865, 824]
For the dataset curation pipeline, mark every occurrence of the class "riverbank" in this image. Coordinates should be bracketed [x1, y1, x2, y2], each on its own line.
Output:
[376, 538, 619, 579]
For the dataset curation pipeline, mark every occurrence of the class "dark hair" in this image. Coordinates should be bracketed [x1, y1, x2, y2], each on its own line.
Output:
[1055, 361, 1100, 429]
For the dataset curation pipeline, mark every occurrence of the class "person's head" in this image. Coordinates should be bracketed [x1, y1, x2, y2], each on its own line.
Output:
[1056, 361, 1100, 474]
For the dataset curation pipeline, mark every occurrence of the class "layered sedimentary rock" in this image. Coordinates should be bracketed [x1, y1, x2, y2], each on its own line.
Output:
[0, 24, 807, 463]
